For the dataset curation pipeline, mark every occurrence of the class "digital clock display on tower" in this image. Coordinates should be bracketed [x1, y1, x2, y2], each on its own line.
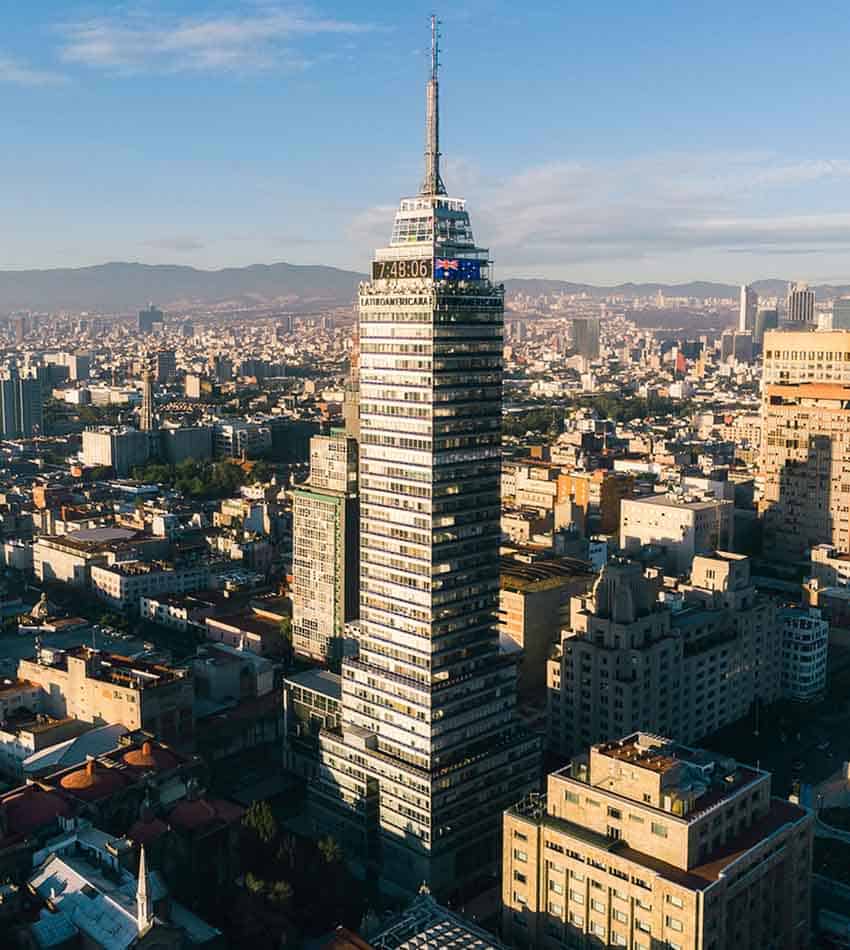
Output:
[371, 259, 433, 280]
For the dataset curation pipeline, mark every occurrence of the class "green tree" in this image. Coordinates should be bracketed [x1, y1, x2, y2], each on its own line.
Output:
[243, 800, 278, 846]
[245, 872, 266, 896]
[317, 836, 342, 864]
[267, 880, 293, 907]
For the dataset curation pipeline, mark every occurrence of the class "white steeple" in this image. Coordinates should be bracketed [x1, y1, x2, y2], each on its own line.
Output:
[136, 844, 152, 933]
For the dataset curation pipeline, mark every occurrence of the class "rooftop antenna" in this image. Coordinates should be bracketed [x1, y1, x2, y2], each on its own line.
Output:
[420, 14, 446, 196]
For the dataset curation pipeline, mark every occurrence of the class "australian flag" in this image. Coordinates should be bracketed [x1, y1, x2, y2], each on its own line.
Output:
[434, 258, 481, 280]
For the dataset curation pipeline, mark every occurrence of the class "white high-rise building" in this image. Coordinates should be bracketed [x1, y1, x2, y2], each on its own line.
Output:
[738, 283, 758, 332]
[312, 18, 540, 898]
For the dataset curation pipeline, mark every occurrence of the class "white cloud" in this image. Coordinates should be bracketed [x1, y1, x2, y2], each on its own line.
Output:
[59, 7, 374, 73]
[347, 152, 850, 280]
[0, 55, 67, 86]
[144, 236, 206, 252]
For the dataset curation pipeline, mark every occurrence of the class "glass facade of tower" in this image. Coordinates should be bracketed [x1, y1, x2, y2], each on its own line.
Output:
[312, 187, 540, 895]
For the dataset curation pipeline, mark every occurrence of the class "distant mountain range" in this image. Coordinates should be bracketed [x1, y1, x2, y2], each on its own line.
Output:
[0, 262, 367, 313]
[0, 262, 848, 312]
[504, 278, 850, 301]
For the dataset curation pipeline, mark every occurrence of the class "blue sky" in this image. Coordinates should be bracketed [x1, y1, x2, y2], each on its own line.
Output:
[2, 0, 850, 283]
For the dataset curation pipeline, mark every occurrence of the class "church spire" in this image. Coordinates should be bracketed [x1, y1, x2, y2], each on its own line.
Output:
[420, 15, 446, 196]
[136, 844, 152, 933]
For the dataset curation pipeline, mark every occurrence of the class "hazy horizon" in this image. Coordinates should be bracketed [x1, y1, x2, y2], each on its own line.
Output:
[4, 1, 850, 283]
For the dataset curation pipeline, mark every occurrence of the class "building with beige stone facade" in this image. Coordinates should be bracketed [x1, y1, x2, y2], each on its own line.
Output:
[619, 495, 733, 575]
[762, 329, 850, 387]
[503, 732, 813, 950]
[499, 556, 595, 698]
[17, 646, 194, 746]
[547, 554, 781, 758]
[760, 382, 850, 560]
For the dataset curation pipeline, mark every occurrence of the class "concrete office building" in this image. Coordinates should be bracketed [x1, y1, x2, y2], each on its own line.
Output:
[502, 733, 813, 950]
[155, 349, 177, 383]
[311, 23, 540, 899]
[82, 426, 150, 476]
[547, 554, 781, 759]
[558, 470, 634, 536]
[18, 646, 194, 744]
[213, 420, 272, 459]
[0, 368, 42, 438]
[620, 494, 733, 574]
[90, 560, 211, 611]
[48, 352, 91, 381]
[572, 316, 601, 362]
[833, 297, 850, 331]
[159, 425, 213, 464]
[291, 433, 360, 663]
[786, 281, 815, 326]
[738, 283, 758, 333]
[760, 383, 850, 560]
[754, 307, 779, 347]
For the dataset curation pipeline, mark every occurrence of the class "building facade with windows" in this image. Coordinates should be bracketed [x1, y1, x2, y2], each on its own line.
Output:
[311, 22, 539, 899]
[547, 554, 781, 759]
[760, 383, 850, 560]
[503, 733, 813, 950]
[292, 433, 360, 663]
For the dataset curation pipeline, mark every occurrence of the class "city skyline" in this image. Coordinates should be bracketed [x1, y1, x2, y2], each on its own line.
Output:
[4, 1, 850, 283]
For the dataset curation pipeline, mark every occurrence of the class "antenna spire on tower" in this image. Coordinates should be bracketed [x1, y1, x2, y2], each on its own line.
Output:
[420, 14, 446, 196]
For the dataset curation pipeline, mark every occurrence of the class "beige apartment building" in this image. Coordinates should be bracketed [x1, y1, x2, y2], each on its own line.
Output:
[500, 557, 595, 698]
[762, 329, 850, 387]
[17, 646, 194, 746]
[760, 382, 850, 560]
[503, 733, 813, 950]
[547, 554, 780, 758]
[90, 560, 211, 610]
[619, 495, 733, 575]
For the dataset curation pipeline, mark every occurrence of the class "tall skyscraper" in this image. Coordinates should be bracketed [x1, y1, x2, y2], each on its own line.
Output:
[785, 281, 815, 325]
[0, 366, 43, 438]
[572, 316, 601, 362]
[312, 19, 540, 897]
[155, 350, 176, 383]
[738, 283, 758, 332]
[292, 432, 360, 663]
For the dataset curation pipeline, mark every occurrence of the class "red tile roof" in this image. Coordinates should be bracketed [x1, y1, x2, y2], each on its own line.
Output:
[0, 785, 73, 847]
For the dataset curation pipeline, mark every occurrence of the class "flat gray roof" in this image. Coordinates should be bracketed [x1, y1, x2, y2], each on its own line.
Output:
[285, 668, 341, 700]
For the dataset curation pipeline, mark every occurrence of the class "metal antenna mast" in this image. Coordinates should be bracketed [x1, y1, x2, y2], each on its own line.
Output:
[421, 14, 446, 196]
